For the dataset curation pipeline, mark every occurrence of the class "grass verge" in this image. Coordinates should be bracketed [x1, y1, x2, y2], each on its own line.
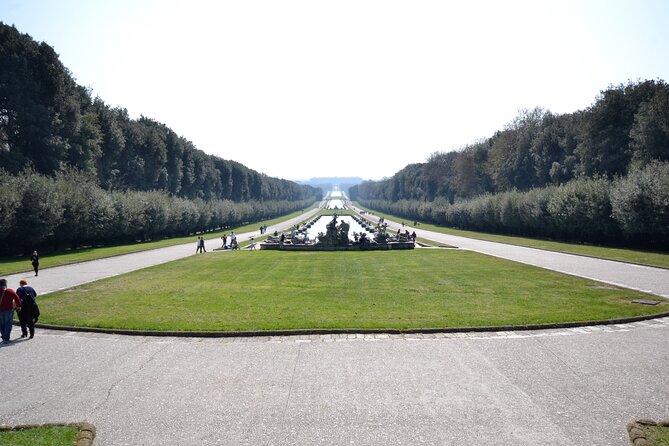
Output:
[0, 205, 318, 276]
[0, 425, 79, 446]
[644, 425, 669, 445]
[37, 250, 664, 332]
[353, 203, 669, 269]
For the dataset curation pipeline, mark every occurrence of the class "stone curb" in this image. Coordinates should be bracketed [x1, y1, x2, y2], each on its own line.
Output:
[21, 310, 669, 339]
[0, 422, 96, 445]
[627, 419, 669, 445]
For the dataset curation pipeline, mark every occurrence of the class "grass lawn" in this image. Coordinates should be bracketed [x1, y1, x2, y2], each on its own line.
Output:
[38, 249, 665, 332]
[643, 425, 669, 445]
[353, 203, 669, 269]
[0, 426, 79, 446]
[0, 205, 318, 276]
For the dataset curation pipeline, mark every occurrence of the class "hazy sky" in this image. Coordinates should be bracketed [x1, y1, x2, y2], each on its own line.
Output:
[3, 0, 669, 181]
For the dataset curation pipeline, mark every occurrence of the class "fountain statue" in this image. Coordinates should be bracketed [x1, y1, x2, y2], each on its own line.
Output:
[317, 215, 351, 247]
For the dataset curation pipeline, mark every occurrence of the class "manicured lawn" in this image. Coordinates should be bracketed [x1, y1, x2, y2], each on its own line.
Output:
[0, 206, 317, 276]
[0, 425, 79, 446]
[38, 250, 665, 332]
[353, 203, 669, 269]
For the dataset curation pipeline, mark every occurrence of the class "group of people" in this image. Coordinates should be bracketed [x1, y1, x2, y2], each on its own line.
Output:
[395, 228, 417, 242]
[220, 232, 239, 250]
[0, 278, 40, 344]
[259, 224, 268, 234]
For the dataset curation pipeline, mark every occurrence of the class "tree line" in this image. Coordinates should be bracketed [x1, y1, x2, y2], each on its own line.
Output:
[357, 162, 669, 247]
[0, 23, 319, 203]
[0, 169, 314, 255]
[350, 80, 669, 248]
[0, 23, 321, 255]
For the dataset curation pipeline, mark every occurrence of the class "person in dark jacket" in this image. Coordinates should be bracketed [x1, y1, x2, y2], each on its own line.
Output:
[16, 279, 39, 339]
[31, 250, 39, 276]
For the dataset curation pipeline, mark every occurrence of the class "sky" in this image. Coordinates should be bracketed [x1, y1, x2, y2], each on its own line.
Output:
[2, 0, 669, 181]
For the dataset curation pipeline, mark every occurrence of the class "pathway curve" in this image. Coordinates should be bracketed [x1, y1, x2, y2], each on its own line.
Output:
[1, 318, 668, 445]
[350, 205, 669, 298]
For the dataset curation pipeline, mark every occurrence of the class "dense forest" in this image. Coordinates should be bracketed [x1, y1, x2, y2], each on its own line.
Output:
[0, 23, 320, 255]
[350, 80, 669, 248]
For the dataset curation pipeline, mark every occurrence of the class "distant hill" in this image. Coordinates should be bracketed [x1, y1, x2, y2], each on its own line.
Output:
[296, 177, 363, 193]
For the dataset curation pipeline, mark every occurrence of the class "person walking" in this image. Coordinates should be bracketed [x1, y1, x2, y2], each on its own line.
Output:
[31, 250, 39, 276]
[196, 236, 206, 253]
[16, 279, 39, 339]
[196, 237, 202, 254]
[250, 237, 257, 250]
[0, 278, 22, 344]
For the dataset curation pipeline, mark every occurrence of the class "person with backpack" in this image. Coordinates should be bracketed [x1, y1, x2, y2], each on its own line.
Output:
[16, 279, 39, 339]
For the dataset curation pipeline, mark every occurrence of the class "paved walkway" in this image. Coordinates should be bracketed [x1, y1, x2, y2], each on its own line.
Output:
[2, 319, 668, 445]
[351, 205, 669, 299]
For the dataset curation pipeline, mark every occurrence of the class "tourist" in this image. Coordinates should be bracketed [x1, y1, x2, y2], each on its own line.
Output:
[31, 250, 39, 276]
[222, 234, 228, 249]
[250, 237, 257, 250]
[230, 232, 237, 248]
[195, 237, 202, 253]
[200, 237, 207, 253]
[411, 231, 417, 242]
[0, 278, 22, 344]
[280, 232, 285, 246]
[260, 225, 263, 235]
[16, 279, 39, 339]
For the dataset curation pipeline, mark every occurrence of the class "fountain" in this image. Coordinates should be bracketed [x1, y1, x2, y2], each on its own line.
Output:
[260, 214, 415, 251]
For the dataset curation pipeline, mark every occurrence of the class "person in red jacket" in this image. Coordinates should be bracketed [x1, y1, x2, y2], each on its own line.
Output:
[0, 278, 23, 344]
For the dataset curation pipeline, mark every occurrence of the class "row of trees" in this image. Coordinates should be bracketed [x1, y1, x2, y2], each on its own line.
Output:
[0, 23, 321, 256]
[357, 162, 669, 247]
[0, 170, 314, 255]
[0, 23, 319, 202]
[350, 80, 669, 203]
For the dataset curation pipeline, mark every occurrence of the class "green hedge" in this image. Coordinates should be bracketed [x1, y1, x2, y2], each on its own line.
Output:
[358, 162, 669, 248]
[0, 169, 316, 255]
